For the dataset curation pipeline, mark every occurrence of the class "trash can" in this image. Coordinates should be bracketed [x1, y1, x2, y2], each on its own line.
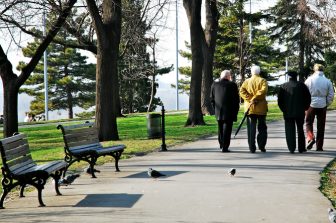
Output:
[147, 113, 161, 139]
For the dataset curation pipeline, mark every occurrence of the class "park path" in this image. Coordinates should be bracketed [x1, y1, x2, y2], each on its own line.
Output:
[1, 111, 336, 223]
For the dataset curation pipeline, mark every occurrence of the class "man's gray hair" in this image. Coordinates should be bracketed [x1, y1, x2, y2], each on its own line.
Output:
[251, 65, 261, 75]
[220, 70, 231, 79]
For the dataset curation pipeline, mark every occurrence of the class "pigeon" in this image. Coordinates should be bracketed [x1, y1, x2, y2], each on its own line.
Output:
[147, 168, 166, 178]
[228, 168, 236, 176]
[58, 174, 80, 186]
[328, 208, 336, 222]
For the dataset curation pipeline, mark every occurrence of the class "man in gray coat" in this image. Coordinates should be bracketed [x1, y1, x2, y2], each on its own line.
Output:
[210, 70, 240, 152]
[278, 70, 311, 153]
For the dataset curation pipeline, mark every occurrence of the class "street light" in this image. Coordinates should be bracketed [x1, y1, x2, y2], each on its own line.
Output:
[175, 0, 179, 111]
[43, 9, 49, 120]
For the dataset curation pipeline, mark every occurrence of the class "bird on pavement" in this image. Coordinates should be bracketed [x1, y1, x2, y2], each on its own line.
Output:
[328, 208, 336, 222]
[58, 174, 80, 186]
[147, 168, 166, 179]
[228, 168, 236, 176]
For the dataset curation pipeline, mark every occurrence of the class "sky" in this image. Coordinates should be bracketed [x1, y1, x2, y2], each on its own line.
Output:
[0, 0, 276, 121]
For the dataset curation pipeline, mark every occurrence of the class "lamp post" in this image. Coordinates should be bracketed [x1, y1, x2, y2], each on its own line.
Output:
[249, 0, 252, 44]
[175, 0, 179, 111]
[43, 10, 49, 120]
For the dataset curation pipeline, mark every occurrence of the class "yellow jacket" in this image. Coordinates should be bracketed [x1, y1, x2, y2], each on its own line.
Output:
[239, 74, 268, 115]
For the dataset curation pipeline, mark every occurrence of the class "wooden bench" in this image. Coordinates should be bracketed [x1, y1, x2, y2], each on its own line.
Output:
[57, 122, 126, 178]
[0, 133, 68, 208]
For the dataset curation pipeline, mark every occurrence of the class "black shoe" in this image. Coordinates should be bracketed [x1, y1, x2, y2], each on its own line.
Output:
[289, 150, 295, 154]
[222, 148, 231, 153]
[299, 149, 307, 153]
[316, 148, 323, 151]
[259, 148, 266, 152]
[307, 139, 315, 150]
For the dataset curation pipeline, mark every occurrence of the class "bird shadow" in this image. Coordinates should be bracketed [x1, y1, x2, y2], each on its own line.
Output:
[233, 176, 253, 179]
[124, 171, 188, 179]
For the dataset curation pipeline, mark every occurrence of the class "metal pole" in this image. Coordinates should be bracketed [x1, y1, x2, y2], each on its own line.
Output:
[160, 105, 167, 151]
[43, 10, 49, 120]
[175, 0, 179, 111]
[249, 0, 252, 44]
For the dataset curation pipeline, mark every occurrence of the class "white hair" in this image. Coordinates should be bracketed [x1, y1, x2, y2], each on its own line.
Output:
[251, 65, 261, 75]
[220, 70, 231, 80]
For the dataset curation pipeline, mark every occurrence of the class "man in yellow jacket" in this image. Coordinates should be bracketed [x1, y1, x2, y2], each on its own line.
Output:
[239, 65, 268, 153]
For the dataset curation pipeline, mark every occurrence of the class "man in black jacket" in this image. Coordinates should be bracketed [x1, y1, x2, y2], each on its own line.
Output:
[277, 70, 311, 153]
[210, 70, 240, 152]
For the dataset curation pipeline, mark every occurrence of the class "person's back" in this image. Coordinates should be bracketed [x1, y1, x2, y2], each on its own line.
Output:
[211, 79, 239, 121]
[240, 72, 268, 116]
[278, 80, 311, 118]
[305, 71, 334, 108]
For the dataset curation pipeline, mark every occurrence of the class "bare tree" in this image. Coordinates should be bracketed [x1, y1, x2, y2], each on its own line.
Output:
[0, 0, 77, 137]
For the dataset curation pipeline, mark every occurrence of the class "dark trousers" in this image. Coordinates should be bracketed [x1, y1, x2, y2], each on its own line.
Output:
[246, 115, 267, 152]
[284, 117, 305, 152]
[305, 106, 327, 150]
[217, 120, 233, 150]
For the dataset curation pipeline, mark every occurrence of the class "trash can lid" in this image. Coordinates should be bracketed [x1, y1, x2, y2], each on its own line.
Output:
[147, 113, 161, 118]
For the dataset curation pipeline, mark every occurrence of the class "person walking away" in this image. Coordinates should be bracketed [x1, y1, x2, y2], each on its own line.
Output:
[305, 64, 334, 151]
[210, 70, 240, 152]
[277, 70, 311, 153]
[239, 65, 268, 153]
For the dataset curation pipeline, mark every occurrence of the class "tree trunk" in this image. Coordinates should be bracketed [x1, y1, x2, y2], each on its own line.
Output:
[86, 0, 121, 140]
[183, 0, 205, 126]
[1, 68, 19, 137]
[66, 87, 74, 119]
[201, 0, 218, 116]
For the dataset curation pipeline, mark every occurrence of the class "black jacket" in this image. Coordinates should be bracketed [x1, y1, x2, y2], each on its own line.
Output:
[277, 79, 311, 118]
[210, 79, 240, 121]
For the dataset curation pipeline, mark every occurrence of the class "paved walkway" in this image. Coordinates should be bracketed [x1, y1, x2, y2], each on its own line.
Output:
[1, 111, 336, 223]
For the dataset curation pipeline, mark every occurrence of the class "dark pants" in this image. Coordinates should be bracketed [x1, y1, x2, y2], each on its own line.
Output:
[305, 106, 327, 150]
[246, 115, 267, 152]
[217, 120, 233, 150]
[284, 117, 305, 152]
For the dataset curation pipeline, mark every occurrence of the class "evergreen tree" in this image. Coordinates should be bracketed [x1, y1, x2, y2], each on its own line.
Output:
[18, 39, 96, 119]
[268, 0, 328, 81]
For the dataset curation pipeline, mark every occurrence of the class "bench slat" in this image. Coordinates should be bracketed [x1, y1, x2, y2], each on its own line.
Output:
[0, 134, 26, 145]
[7, 155, 34, 170]
[32, 161, 68, 174]
[1, 138, 28, 152]
[59, 122, 94, 131]
[4, 144, 30, 161]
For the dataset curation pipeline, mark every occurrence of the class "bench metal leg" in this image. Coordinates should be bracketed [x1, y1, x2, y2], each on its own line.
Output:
[0, 178, 20, 209]
[112, 150, 123, 172]
[20, 184, 26, 197]
[30, 178, 47, 207]
[51, 170, 64, 196]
